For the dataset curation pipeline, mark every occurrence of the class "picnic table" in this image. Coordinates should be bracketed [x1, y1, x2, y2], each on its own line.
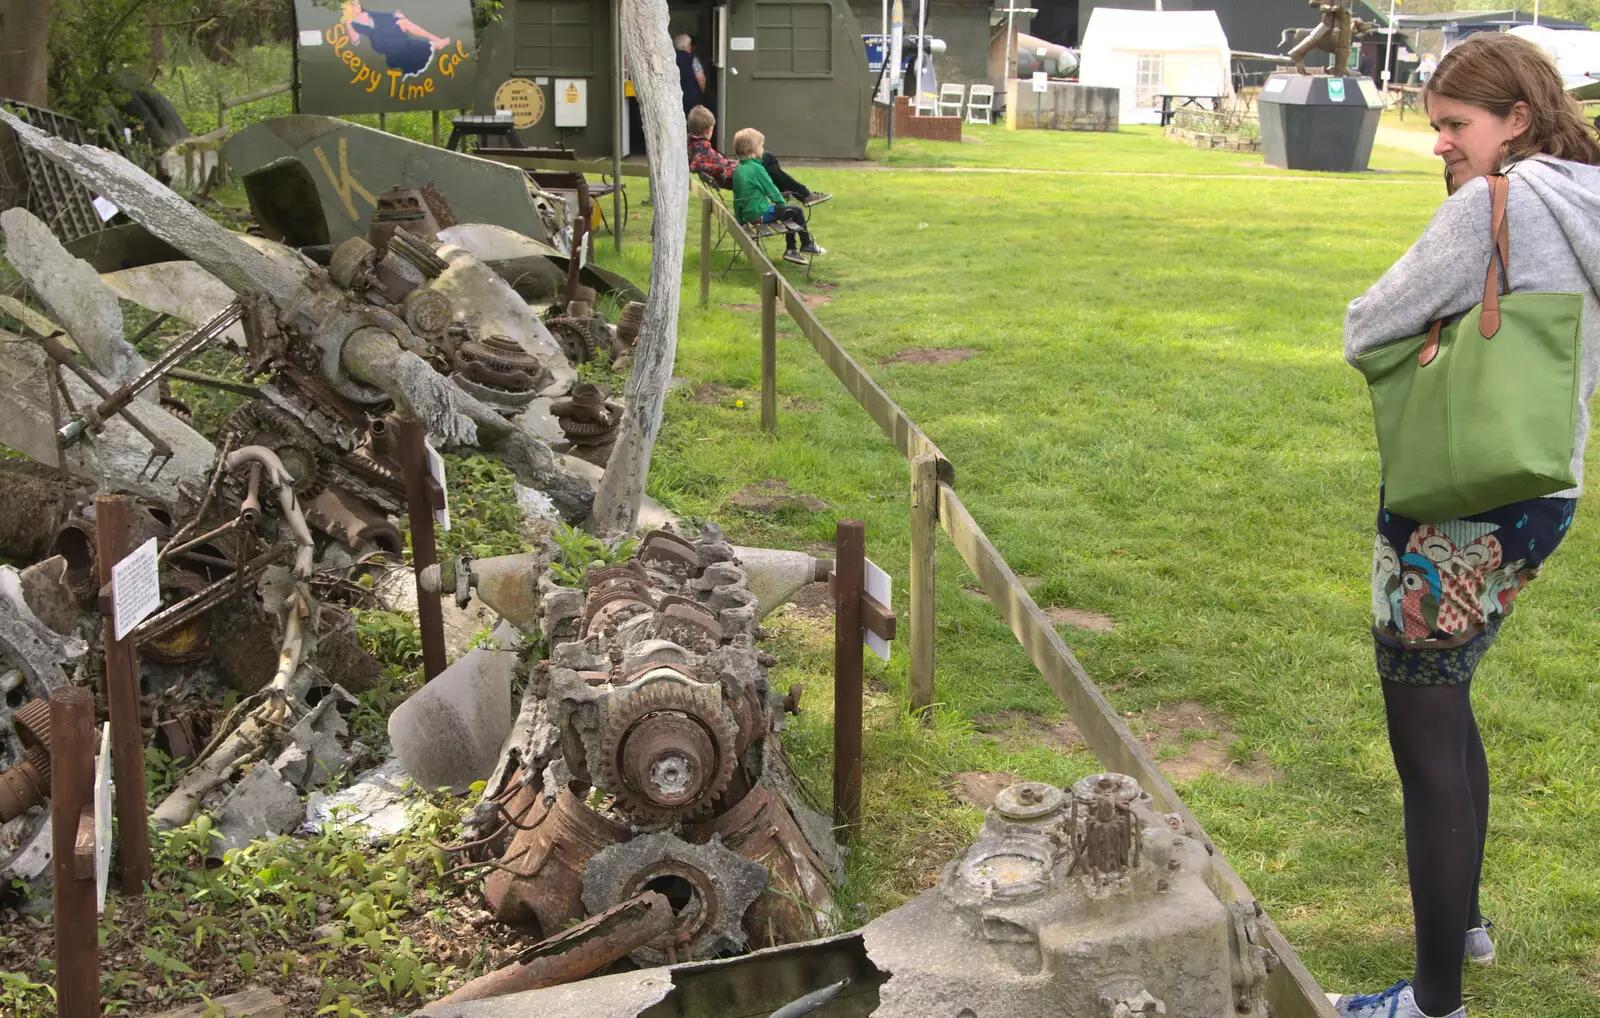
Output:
[1155, 94, 1217, 127]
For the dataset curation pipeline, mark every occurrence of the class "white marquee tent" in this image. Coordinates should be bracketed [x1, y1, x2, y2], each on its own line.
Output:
[1508, 25, 1600, 100]
[1078, 9, 1233, 125]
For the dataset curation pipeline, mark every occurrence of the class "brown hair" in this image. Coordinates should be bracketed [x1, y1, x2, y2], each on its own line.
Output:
[732, 127, 764, 159]
[687, 105, 715, 136]
[1425, 32, 1600, 168]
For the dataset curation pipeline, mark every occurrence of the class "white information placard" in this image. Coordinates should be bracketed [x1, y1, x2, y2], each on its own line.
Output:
[426, 444, 451, 531]
[731, 37, 756, 51]
[112, 537, 160, 641]
[554, 78, 588, 128]
[298, 29, 323, 46]
[1032, 71, 1049, 93]
[94, 723, 112, 913]
[863, 559, 892, 663]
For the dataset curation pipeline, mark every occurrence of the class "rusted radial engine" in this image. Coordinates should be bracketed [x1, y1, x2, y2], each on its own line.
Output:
[462, 524, 841, 965]
[598, 680, 738, 822]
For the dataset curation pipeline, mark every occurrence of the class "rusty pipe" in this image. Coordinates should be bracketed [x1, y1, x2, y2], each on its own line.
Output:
[240, 462, 262, 524]
[0, 748, 50, 823]
[161, 517, 240, 562]
[225, 446, 315, 578]
[368, 416, 398, 459]
[428, 892, 673, 1006]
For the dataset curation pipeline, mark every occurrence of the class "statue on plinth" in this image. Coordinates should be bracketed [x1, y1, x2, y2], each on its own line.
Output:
[1279, 0, 1374, 76]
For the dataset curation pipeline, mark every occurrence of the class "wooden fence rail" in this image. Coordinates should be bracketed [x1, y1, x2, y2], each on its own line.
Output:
[692, 179, 1337, 1018]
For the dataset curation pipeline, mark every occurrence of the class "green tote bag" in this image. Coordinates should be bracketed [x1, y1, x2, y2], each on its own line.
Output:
[1356, 173, 1584, 523]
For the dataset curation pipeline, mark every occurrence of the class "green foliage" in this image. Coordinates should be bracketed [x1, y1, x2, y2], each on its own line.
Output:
[352, 608, 423, 670]
[547, 523, 637, 586]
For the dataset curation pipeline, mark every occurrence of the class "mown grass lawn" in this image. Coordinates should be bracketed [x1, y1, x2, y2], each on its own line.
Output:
[595, 126, 1600, 1016]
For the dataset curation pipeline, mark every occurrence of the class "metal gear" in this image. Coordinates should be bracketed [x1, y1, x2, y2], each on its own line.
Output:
[545, 315, 602, 365]
[599, 681, 737, 822]
[218, 401, 328, 499]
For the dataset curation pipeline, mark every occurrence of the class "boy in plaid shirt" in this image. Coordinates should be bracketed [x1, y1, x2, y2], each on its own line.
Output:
[686, 106, 831, 207]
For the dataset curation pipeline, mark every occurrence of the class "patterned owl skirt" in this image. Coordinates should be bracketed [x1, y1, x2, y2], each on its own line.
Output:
[1372, 494, 1577, 686]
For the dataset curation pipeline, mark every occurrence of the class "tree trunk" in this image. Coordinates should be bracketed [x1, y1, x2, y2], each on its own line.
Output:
[0, 0, 52, 107]
[588, 0, 688, 538]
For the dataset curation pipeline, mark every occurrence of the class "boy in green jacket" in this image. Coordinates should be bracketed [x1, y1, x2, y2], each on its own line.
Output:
[731, 127, 824, 265]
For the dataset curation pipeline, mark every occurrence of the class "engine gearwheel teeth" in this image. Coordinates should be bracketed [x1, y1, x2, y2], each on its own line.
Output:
[546, 316, 598, 365]
[10, 699, 51, 754]
[599, 681, 737, 822]
[218, 402, 328, 500]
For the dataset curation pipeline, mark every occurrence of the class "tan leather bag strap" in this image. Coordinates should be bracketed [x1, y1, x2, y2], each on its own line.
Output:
[1480, 173, 1510, 338]
[1420, 173, 1510, 365]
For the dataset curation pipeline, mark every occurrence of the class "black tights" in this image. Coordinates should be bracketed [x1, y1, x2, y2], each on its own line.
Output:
[1382, 678, 1490, 1017]
[770, 204, 812, 252]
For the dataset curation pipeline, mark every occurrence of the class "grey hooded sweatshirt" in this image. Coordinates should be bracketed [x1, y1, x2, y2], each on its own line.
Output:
[1345, 154, 1600, 498]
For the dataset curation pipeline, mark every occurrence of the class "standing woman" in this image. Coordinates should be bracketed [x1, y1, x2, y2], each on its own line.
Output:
[1336, 33, 1600, 1018]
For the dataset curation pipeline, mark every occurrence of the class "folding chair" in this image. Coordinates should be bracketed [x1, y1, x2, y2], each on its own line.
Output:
[938, 83, 965, 117]
[914, 90, 938, 116]
[966, 84, 995, 124]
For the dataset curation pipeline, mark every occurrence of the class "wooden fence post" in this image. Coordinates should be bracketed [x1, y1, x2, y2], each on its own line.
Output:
[699, 196, 712, 307]
[909, 454, 937, 716]
[94, 495, 150, 893]
[760, 270, 777, 433]
[50, 686, 98, 1018]
[398, 419, 448, 681]
[832, 519, 865, 840]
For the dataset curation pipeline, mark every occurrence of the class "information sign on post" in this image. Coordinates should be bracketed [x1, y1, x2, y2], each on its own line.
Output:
[425, 444, 451, 531]
[94, 724, 112, 914]
[1032, 71, 1049, 93]
[111, 537, 160, 642]
[863, 559, 893, 662]
[293, 0, 477, 116]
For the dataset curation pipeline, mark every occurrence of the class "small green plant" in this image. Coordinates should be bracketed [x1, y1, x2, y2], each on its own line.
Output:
[547, 523, 637, 586]
[352, 609, 423, 669]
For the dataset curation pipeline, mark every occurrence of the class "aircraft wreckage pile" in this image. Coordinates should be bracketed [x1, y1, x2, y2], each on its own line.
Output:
[0, 112, 1282, 1016]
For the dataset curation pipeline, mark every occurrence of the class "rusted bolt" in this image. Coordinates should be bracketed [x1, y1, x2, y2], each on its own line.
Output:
[1237, 996, 1253, 1013]
[1019, 786, 1043, 805]
[1156, 878, 1170, 893]
[756, 651, 777, 667]
[1167, 857, 1181, 871]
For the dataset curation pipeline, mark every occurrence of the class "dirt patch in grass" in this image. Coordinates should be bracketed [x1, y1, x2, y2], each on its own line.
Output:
[728, 479, 830, 514]
[690, 382, 737, 404]
[950, 770, 1021, 808]
[785, 580, 833, 617]
[783, 395, 824, 411]
[722, 303, 761, 312]
[1043, 606, 1115, 633]
[1134, 701, 1278, 785]
[974, 710, 1086, 753]
[878, 347, 978, 366]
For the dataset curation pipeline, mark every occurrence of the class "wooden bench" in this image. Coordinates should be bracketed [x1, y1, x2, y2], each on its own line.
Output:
[698, 173, 811, 279]
[478, 144, 628, 234]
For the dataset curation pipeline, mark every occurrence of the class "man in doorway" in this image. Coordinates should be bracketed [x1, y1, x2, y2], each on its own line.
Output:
[686, 106, 832, 207]
[676, 34, 707, 114]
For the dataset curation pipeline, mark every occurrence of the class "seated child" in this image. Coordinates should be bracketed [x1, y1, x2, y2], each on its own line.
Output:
[730, 127, 824, 265]
[686, 106, 831, 206]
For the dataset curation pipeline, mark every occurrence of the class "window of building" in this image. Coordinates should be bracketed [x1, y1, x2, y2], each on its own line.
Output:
[1134, 53, 1164, 108]
[754, 2, 832, 77]
[515, 0, 595, 75]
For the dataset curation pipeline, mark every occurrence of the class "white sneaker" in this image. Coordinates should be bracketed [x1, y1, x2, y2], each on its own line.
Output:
[1327, 980, 1465, 1018]
[1465, 918, 1495, 966]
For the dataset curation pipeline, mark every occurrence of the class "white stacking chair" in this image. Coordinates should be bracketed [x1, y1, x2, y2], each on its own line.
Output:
[966, 84, 995, 124]
[938, 82, 965, 117]
[914, 89, 938, 116]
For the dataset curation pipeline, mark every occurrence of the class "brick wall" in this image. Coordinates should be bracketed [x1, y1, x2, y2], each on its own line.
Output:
[870, 97, 964, 143]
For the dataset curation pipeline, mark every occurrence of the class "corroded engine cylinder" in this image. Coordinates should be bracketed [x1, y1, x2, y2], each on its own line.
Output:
[468, 524, 841, 963]
[862, 774, 1278, 1018]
